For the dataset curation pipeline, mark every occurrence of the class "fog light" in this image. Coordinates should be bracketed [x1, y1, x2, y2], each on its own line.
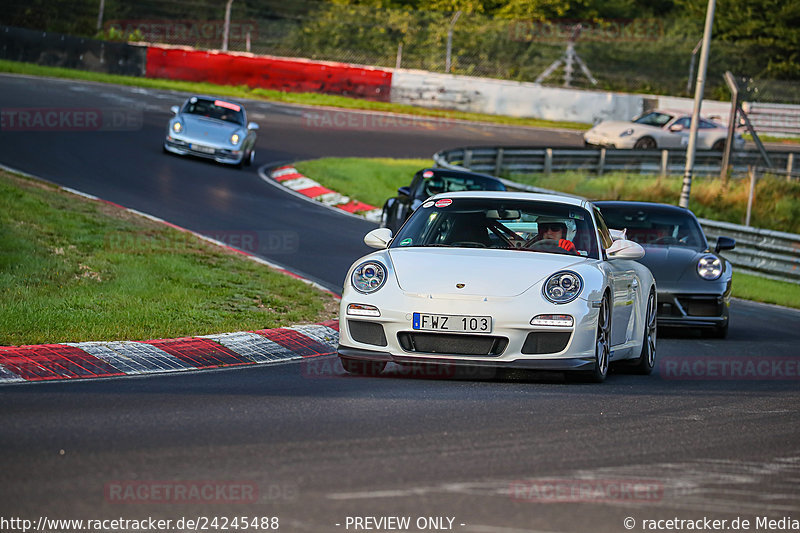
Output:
[530, 314, 574, 327]
[347, 304, 381, 317]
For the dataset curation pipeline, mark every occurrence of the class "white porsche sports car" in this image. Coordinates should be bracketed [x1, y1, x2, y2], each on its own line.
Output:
[583, 109, 745, 151]
[338, 192, 657, 383]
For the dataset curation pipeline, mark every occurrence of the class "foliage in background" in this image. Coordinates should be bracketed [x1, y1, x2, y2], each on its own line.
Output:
[1, 0, 797, 100]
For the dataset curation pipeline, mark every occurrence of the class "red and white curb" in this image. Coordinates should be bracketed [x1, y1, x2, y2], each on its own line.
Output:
[268, 165, 382, 223]
[0, 321, 339, 384]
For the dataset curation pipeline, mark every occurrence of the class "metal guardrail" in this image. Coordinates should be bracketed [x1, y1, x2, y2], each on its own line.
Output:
[434, 147, 800, 284]
[433, 146, 799, 180]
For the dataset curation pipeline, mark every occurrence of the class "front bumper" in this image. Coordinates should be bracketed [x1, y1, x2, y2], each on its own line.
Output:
[164, 137, 244, 165]
[337, 292, 600, 371]
[583, 133, 636, 149]
[656, 291, 729, 329]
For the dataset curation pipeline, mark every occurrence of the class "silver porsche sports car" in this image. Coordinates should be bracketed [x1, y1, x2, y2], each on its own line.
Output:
[164, 96, 258, 167]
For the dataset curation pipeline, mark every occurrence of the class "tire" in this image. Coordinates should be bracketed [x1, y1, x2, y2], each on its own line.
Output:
[630, 289, 657, 375]
[245, 149, 255, 166]
[711, 139, 725, 151]
[380, 203, 391, 229]
[633, 137, 656, 149]
[707, 321, 729, 339]
[575, 295, 611, 383]
[340, 357, 387, 376]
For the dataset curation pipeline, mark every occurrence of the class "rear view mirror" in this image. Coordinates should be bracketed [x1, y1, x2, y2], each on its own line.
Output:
[170, 105, 180, 115]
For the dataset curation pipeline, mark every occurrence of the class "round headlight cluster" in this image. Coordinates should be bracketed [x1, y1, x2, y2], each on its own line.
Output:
[351, 261, 387, 294]
[230, 133, 241, 145]
[543, 271, 583, 304]
[697, 255, 722, 280]
[172, 121, 183, 133]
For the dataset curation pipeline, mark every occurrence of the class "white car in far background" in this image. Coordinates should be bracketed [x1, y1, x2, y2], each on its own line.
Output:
[337, 191, 657, 383]
[583, 110, 745, 151]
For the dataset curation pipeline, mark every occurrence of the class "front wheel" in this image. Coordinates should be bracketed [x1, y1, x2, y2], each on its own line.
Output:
[340, 357, 387, 376]
[631, 290, 657, 374]
[633, 137, 656, 149]
[574, 295, 610, 383]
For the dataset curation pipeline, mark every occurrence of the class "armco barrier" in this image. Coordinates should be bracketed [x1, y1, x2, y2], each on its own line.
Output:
[145, 46, 392, 101]
[434, 146, 800, 284]
[433, 146, 799, 179]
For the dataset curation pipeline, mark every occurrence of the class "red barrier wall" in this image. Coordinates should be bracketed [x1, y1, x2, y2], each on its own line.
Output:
[145, 46, 392, 102]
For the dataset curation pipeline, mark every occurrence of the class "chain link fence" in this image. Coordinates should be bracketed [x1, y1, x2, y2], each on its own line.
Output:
[2, 0, 798, 103]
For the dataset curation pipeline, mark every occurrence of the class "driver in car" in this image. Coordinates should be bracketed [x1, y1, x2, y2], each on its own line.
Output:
[530, 218, 577, 253]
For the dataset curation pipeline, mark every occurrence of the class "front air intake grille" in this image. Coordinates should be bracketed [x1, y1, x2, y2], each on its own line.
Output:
[521, 331, 572, 354]
[397, 332, 507, 356]
[348, 320, 387, 347]
[677, 297, 723, 317]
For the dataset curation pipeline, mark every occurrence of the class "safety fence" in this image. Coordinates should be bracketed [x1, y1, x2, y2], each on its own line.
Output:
[433, 146, 799, 180]
[434, 147, 800, 284]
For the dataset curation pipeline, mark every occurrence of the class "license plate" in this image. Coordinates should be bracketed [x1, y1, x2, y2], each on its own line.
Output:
[191, 144, 215, 154]
[412, 313, 492, 333]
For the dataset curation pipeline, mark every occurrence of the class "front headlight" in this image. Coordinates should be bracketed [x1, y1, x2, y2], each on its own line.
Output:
[230, 133, 241, 145]
[351, 260, 387, 294]
[697, 255, 722, 280]
[543, 271, 583, 304]
[172, 121, 183, 133]
[619, 128, 634, 138]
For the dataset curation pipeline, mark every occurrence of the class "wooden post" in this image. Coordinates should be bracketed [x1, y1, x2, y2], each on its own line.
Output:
[660, 149, 669, 180]
[787, 153, 794, 183]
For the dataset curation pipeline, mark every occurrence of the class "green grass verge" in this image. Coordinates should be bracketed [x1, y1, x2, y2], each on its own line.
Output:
[732, 272, 800, 308]
[294, 157, 431, 209]
[0, 170, 338, 346]
[0, 59, 589, 131]
[294, 157, 800, 309]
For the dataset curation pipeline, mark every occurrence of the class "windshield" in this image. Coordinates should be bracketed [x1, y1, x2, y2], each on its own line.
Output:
[182, 98, 245, 125]
[391, 198, 599, 259]
[633, 112, 673, 127]
[599, 205, 706, 250]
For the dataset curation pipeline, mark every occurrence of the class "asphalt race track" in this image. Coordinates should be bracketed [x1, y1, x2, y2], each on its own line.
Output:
[1, 74, 799, 533]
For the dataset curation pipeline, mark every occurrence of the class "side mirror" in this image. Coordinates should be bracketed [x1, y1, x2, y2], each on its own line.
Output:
[669, 124, 684, 132]
[609, 228, 627, 241]
[607, 239, 645, 261]
[364, 228, 393, 249]
[247, 122, 259, 131]
[170, 105, 180, 115]
[397, 186, 412, 201]
[715, 236, 735, 253]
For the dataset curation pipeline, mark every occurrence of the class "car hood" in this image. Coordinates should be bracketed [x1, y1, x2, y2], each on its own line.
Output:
[639, 246, 706, 283]
[587, 120, 636, 136]
[177, 114, 241, 143]
[388, 248, 586, 297]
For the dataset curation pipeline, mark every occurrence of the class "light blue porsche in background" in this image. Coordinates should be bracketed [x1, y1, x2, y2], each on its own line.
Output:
[164, 96, 259, 167]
